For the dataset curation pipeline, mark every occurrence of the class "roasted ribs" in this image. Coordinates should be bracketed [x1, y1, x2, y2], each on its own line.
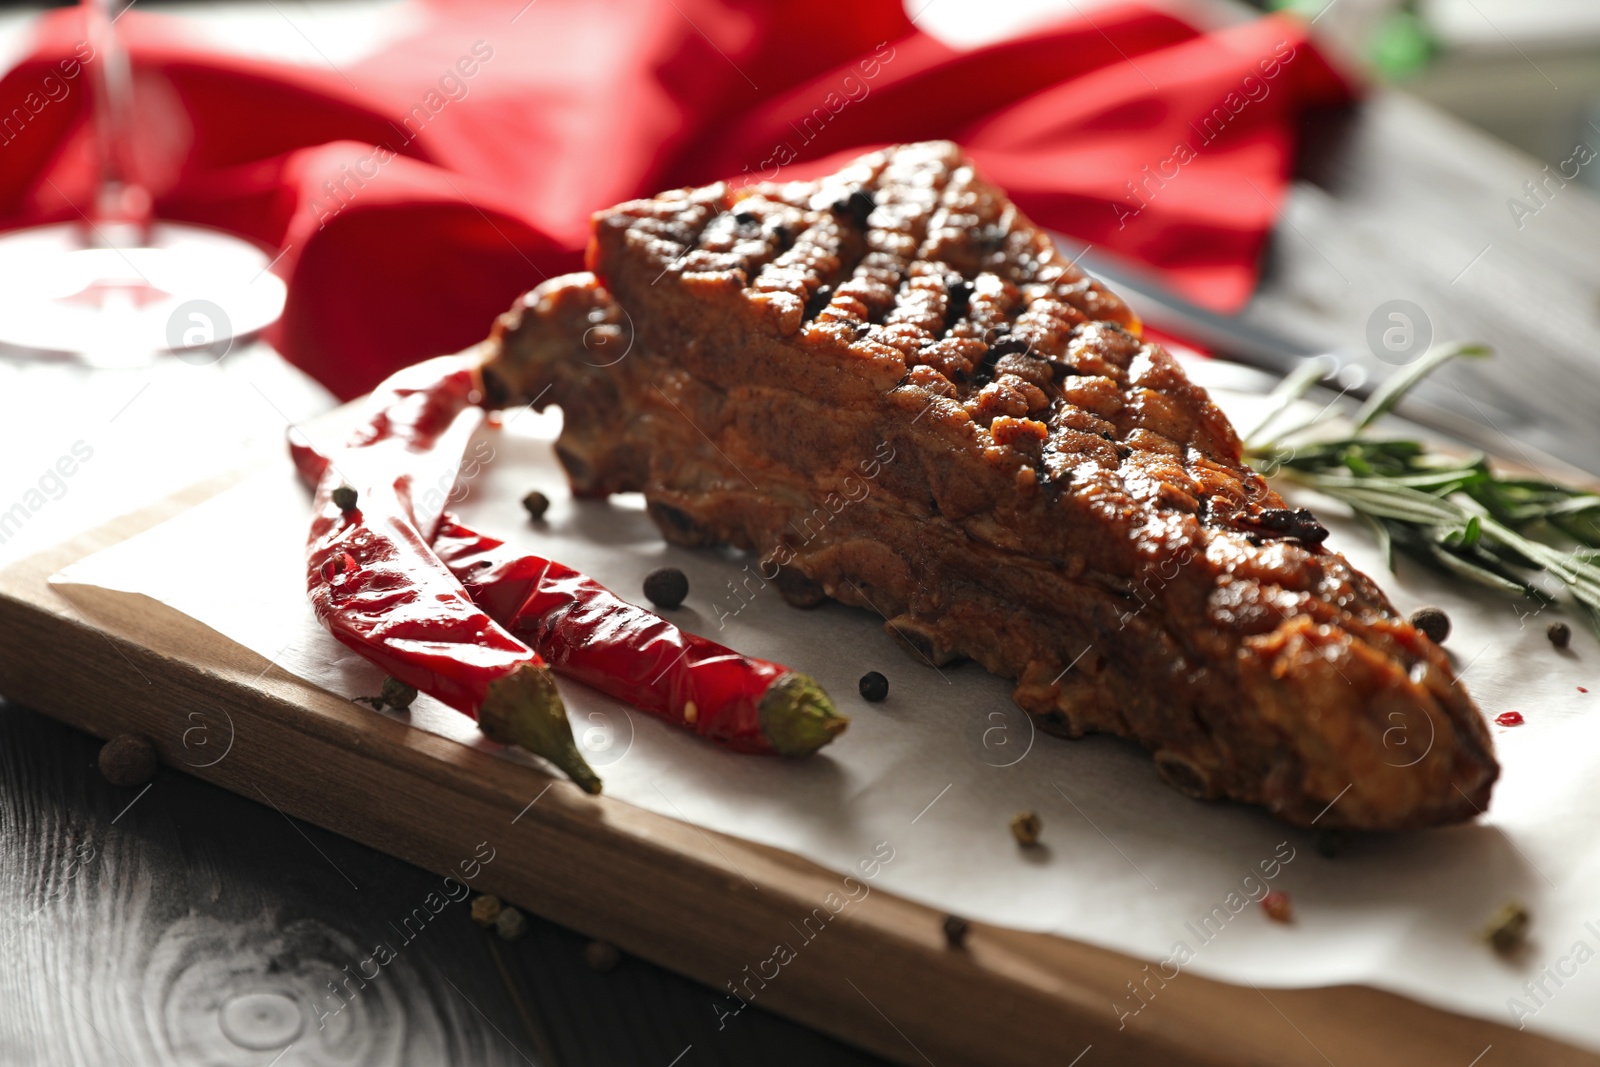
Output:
[482, 141, 1498, 830]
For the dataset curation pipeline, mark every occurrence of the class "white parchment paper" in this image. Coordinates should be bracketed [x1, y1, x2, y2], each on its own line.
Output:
[52, 369, 1600, 1050]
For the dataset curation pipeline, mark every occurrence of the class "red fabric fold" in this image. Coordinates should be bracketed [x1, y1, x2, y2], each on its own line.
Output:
[0, 0, 1353, 398]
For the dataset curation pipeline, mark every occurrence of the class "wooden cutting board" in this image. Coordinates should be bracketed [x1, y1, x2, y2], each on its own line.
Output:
[0, 470, 1591, 1067]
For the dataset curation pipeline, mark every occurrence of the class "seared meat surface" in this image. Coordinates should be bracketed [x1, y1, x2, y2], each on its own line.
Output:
[483, 142, 1497, 829]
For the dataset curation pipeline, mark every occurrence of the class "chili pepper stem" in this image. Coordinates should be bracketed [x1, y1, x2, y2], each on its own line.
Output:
[758, 673, 848, 757]
[478, 664, 602, 794]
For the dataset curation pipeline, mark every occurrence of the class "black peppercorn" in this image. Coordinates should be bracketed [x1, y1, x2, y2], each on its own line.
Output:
[643, 567, 689, 609]
[1548, 622, 1572, 649]
[98, 733, 157, 788]
[942, 914, 969, 949]
[1409, 606, 1451, 644]
[331, 485, 358, 512]
[858, 671, 889, 702]
[521, 490, 550, 522]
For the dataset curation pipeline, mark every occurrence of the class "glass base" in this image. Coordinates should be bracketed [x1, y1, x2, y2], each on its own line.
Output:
[0, 222, 288, 368]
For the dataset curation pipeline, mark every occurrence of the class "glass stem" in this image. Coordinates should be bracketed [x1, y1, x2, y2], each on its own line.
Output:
[83, 0, 152, 245]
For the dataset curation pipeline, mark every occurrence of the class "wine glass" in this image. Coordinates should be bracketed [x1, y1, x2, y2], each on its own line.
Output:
[0, 0, 286, 367]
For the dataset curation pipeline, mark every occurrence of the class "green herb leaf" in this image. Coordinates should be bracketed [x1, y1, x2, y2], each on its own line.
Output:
[1352, 342, 1491, 433]
[1244, 341, 1600, 634]
[1243, 356, 1335, 450]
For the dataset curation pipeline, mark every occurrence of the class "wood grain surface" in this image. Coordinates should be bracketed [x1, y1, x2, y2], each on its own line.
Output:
[0, 700, 897, 1067]
[1252, 94, 1600, 475]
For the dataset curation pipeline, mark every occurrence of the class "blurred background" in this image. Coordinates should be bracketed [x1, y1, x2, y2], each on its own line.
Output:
[917, 0, 1600, 183]
[6, 0, 1599, 184]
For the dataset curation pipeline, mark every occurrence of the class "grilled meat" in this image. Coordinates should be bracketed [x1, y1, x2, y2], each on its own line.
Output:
[482, 142, 1498, 830]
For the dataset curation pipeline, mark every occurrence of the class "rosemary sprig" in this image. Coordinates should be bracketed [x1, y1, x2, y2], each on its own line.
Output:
[1244, 343, 1600, 633]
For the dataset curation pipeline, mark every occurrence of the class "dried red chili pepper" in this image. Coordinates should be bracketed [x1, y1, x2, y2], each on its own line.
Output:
[431, 517, 847, 755]
[300, 354, 600, 793]
[291, 362, 845, 757]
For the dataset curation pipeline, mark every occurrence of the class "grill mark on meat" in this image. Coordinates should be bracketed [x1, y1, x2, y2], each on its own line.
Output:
[882, 161, 1018, 364]
[750, 151, 892, 329]
[690, 203, 804, 285]
[750, 208, 865, 322]
[617, 187, 727, 284]
[941, 277, 974, 337]
[837, 144, 958, 338]
[908, 163, 1084, 412]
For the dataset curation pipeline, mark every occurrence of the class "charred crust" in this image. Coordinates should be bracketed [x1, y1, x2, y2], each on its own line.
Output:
[831, 190, 876, 228]
[1245, 507, 1330, 546]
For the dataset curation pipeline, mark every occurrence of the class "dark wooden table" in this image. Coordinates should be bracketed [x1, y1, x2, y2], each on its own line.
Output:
[0, 701, 889, 1066]
[4, 36, 1600, 1067]
[1249, 91, 1600, 475]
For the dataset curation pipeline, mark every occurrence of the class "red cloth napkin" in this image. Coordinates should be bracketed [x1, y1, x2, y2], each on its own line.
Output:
[0, 0, 1351, 399]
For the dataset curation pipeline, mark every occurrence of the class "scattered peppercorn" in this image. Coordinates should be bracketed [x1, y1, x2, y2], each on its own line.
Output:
[495, 905, 529, 942]
[1261, 890, 1293, 923]
[858, 671, 889, 702]
[379, 676, 417, 710]
[1408, 606, 1451, 644]
[1481, 900, 1530, 954]
[1009, 811, 1042, 848]
[643, 566, 689, 609]
[331, 484, 358, 512]
[1548, 622, 1572, 649]
[583, 940, 621, 973]
[470, 894, 502, 928]
[1495, 711, 1525, 727]
[521, 490, 550, 522]
[942, 914, 969, 949]
[98, 733, 157, 787]
[1314, 828, 1347, 859]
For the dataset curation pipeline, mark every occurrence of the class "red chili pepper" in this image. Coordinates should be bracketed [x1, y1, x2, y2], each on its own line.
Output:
[432, 517, 846, 755]
[291, 380, 846, 757]
[301, 354, 600, 792]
